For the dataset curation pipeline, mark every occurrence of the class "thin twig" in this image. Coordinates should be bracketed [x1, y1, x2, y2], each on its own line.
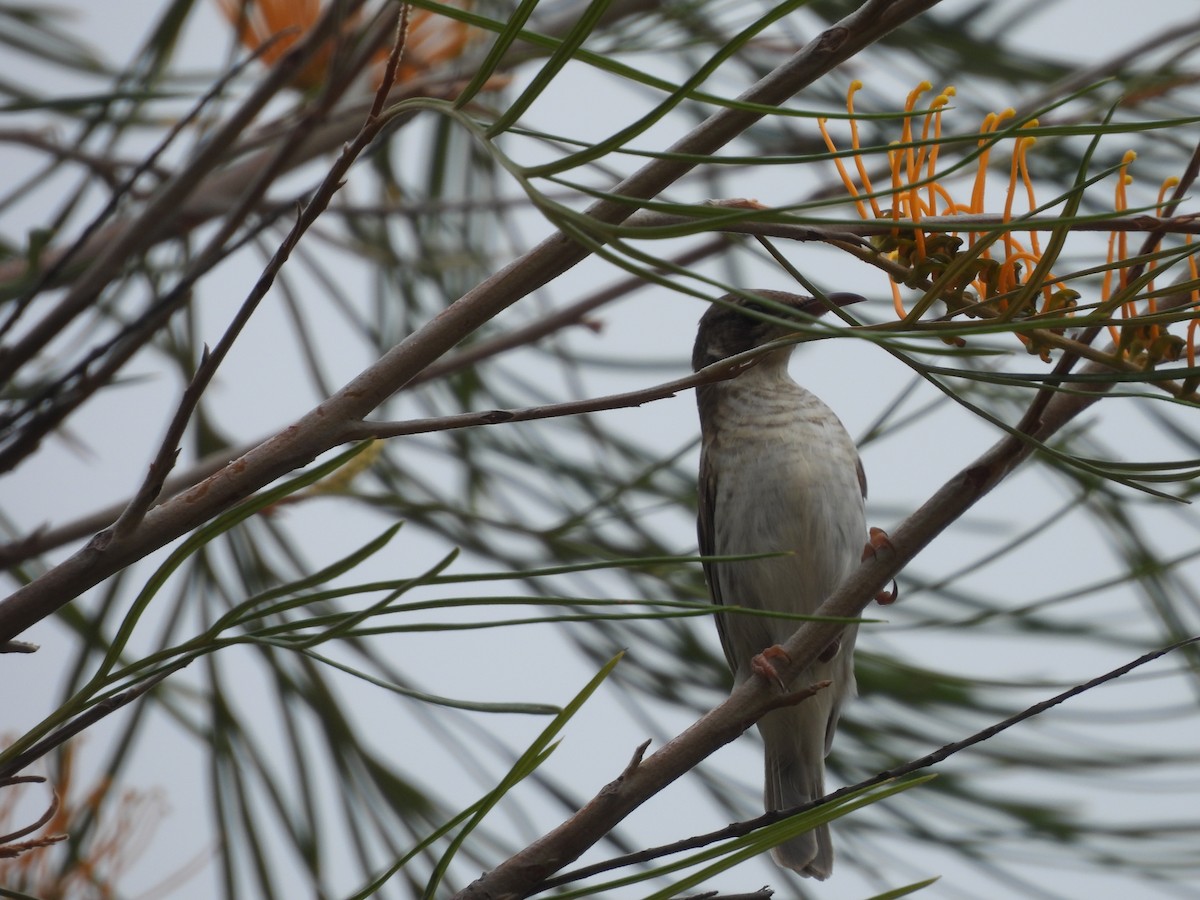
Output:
[0, 208, 289, 475]
[0, 780, 60, 845]
[1021, 14, 1200, 117]
[0, 129, 165, 188]
[0, 240, 723, 568]
[0, 662, 184, 781]
[347, 350, 775, 441]
[0, 0, 662, 301]
[415, 238, 732, 384]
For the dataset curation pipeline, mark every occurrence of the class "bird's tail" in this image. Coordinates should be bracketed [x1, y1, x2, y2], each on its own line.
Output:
[759, 706, 833, 880]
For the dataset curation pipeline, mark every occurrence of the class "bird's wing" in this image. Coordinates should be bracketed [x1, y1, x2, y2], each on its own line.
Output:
[697, 447, 739, 671]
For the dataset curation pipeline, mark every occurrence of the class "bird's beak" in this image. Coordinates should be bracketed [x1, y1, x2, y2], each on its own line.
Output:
[797, 292, 868, 318]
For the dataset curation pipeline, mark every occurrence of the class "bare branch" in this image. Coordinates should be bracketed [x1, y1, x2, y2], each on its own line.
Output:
[0, 777, 59, 845]
[0, 30, 294, 344]
[0, 239, 725, 568]
[347, 353, 766, 441]
[0, 0, 669, 304]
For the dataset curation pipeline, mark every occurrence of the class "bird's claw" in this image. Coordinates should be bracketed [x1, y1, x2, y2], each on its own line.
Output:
[875, 580, 899, 605]
[862, 526, 894, 560]
[751, 645, 791, 691]
[862, 526, 899, 605]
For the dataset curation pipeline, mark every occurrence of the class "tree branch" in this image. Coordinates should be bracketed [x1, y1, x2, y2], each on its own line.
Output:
[346, 353, 766, 440]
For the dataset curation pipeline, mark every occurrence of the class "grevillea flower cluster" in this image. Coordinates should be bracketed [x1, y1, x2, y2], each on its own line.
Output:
[818, 82, 1200, 369]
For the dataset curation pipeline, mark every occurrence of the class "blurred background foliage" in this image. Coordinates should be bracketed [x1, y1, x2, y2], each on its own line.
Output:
[1, 0, 1200, 897]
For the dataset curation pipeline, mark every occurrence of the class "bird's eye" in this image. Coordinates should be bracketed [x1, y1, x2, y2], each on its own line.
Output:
[743, 302, 768, 315]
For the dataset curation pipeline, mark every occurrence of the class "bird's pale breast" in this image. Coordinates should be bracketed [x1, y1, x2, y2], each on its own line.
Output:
[704, 372, 866, 673]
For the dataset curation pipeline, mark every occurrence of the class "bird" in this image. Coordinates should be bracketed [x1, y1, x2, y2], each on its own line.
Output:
[693, 289, 869, 880]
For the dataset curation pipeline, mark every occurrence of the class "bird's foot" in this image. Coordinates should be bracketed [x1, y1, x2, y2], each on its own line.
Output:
[750, 645, 791, 691]
[862, 525, 893, 559]
[862, 526, 899, 605]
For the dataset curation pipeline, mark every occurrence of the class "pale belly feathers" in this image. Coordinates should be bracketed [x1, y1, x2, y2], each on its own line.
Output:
[705, 377, 866, 682]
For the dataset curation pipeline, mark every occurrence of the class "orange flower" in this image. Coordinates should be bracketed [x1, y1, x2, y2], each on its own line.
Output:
[217, 0, 476, 91]
[821, 85, 1066, 329]
[818, 85, 1195, 363]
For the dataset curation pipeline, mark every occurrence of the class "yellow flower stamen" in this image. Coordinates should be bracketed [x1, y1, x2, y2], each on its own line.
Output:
[929, 181, 959, 215]
[970, 112, 996, 215]
[888, 140, 905, 224]
[1014, 130, 1039, 240]
[1103, 225, 1122, 346]
[1186, 243, 1199, 369]
[824, 80, 1200, 372]
[1102, 150, 1138, 346]
[884, 139, 910, 316]
[1116, 152, 1136, 285]
[817, 115, 869, 220]
[899, 83, 932, 258]
[999, 128, 1055, 307]
[1158, 177, 1181, 209]
[1118, 152, 1138, 333]
[902, 82, 932, 183]
[821, 83, 1190, 359]
[846, 81, 883, 219]
[965, 110, 1010, 289]
[999, 142, 1022, 297]
[924, 87, 954, 214]
[1145, 177, 1180, 333]
[889, 275, 906, 319]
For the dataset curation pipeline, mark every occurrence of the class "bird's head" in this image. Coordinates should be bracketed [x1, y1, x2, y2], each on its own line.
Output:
[691, 290, 867, 372]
